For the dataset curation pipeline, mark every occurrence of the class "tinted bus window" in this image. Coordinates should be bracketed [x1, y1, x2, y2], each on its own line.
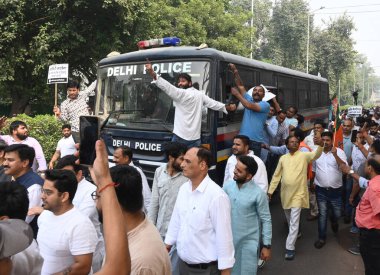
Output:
[278, 76, 295, 110]
[297, 79, 310, 110]
[310, 82, 320, 108]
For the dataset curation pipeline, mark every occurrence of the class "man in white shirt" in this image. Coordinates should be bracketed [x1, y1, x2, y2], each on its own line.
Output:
[0, 120, 47, 172]
[224, 135, 268, 192]
[304, 119, 326, 151]
[55, 155, 105, 272]
[113, 146, 151, 211]
[165, 147, 235, 275]
[313, 132, 347, 249]
[0, 182, 43, 275]
[48, 124, 77, 169]
[145, 61, 235, 147]
[37, 169, 97, 275]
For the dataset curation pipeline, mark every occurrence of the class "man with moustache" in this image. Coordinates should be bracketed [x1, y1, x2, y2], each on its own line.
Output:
[3, 144, 43, 236]
[229, 64, 270, 157]
[37, 169, 97, 275]
[165, 147, 235, 275]
[224, 135, 268, 192]
[48, 124, 77, 169]
[312, 132, 347, 249]
[268, 136, 323, 260]
[223, 155, 272, 275]
[0, 119, 47, 172]
[145, 61, 235, 147]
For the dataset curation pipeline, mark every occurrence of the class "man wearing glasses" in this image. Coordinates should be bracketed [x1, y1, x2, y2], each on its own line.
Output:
[37, 169, 97, 275]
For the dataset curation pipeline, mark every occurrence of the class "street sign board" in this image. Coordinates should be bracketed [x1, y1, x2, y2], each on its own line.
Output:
[347, 106, 363, 117]
[47, 64, 69, 84]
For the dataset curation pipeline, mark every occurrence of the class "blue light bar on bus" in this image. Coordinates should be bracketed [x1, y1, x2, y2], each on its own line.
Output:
[137, 37, 181, 49]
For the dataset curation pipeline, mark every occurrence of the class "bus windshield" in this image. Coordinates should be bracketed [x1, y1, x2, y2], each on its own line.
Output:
[97, 60, 211, 131]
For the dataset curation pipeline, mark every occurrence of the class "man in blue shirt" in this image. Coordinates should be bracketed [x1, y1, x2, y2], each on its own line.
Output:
[229, 64, 270, 157]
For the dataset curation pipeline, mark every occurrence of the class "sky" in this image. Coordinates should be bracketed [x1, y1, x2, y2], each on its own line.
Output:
[309, 0, 380, 76]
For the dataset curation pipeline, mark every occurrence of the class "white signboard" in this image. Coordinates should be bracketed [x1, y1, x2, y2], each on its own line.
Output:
[47, 64, 69, 84]
[347, 106, 363, 117]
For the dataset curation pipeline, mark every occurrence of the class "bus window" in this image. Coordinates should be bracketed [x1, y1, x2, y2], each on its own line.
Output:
[278, 75, 295, 109]
[310, 82, 320, 108]
[97, 60, 211, 131]
[297, 79, 310, 110]
[260, 70, 274, 87]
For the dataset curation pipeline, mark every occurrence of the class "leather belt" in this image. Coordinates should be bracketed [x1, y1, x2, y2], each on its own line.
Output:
[185, 261, 218, 269]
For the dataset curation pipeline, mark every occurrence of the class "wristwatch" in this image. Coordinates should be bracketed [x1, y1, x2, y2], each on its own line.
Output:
[349, 169, 354, 175]
[262, 244, 271, 249]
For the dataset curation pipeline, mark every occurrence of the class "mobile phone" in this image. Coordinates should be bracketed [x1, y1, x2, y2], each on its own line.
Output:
[351, 130, 358, 143]
[79, 116, 100, 166]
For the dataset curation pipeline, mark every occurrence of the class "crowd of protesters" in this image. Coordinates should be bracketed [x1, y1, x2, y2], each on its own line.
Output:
[0, 65, 379, 275]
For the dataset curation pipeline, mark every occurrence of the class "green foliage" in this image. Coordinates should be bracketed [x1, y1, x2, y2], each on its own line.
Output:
[262, 0, 309, 70]
[0, 114, 63, 162]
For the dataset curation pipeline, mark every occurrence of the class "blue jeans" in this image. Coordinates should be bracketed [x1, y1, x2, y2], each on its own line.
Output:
[172, 134, 201, 148]
[316, 186, 342, 240]
[344, 176, 354, 217]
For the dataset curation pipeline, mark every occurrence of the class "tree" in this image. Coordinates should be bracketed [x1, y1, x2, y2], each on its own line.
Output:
[310, 15, 356, 95]
[0, 0, 150, 115]
[261, 0, 309, 70]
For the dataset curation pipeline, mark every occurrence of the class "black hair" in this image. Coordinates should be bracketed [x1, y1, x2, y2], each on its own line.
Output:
[116, 146, 133, 160]
[45, 169, 78, 202]
[62, 124, 71, 130]
[278, 110, 287, 115]
[177, 73, 192, 83]
[288, 106, 298, 114]
[56, 155, 82, 173]
[0, 140, 7, 150]
[0, 182, 29, 220]
[285, 135, 300, 145]
[67, 79, 80, 89]
[292, 128, 305, 141]
[237, 155, 258, 176]
[9, 120, 27, 135]
[321, 131, 333, 140]
[296, 114, 304, 125]
[314, 119, 326, 129]
[234, 135, 250, 147]
[367, 158, 380, 175]
[196, 147, 213, 168]
[164, 142, 187, 159]
[110, 165, 143, 213]
[371, 139, 380, 155]
[4, 144, 35, 168]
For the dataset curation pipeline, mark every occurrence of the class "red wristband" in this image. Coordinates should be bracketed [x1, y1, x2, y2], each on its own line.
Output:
[98, 182, 119, 194]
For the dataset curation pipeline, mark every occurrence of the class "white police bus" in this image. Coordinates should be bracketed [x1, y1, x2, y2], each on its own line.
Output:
[94, 37, 329, 184]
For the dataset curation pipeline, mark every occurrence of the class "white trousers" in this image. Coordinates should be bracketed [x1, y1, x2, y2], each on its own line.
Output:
[284, 207, 301, 250]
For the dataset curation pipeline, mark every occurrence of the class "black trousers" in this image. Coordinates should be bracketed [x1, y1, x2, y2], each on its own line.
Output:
[359, 228, 380, 275]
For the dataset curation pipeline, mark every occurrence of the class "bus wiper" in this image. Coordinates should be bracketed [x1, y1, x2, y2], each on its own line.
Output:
[150, 119, 173, 132]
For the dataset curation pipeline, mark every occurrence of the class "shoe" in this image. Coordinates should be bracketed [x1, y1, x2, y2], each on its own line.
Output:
[350, 226, 359, 234]
[307, 214, 318, 221]
[343, 215, 351, 224]
[314, 240, 326, 249]
[331, 222, 339, 234]
[297, 231, 302, 239]
[285, 249, 295, 260]
[258, 259, 266, 269]
[347, 245, 360, 255]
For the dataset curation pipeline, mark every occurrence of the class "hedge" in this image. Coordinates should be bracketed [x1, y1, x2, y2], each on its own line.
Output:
[0, 114, 63, 162]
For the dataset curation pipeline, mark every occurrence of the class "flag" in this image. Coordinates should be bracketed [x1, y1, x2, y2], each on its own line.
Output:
[331, 94, 343, 149]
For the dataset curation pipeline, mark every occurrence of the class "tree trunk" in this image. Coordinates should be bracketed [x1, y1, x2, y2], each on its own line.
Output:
[9, 89, 31, 116]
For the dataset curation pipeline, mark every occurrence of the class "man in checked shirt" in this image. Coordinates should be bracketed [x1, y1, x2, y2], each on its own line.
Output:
[53, 79, 96, 142]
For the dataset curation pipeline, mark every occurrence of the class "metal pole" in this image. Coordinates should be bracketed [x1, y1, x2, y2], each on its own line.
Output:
[362, 65, 365, 106]
[250, 0, 254, 59]
[306, 15, 310, 74]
